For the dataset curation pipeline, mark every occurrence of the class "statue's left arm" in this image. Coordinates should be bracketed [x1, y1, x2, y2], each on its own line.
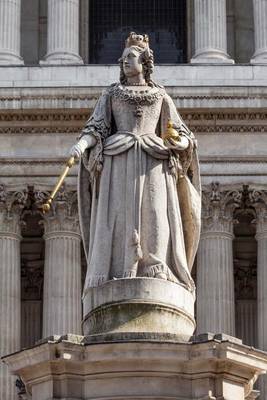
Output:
[160, 93, 201, 271]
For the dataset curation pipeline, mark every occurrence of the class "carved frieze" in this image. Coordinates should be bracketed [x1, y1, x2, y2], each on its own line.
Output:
[0, 109, 266, 134]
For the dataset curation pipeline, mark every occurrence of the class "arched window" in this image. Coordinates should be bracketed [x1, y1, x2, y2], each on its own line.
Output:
[89, 0, 187, 64]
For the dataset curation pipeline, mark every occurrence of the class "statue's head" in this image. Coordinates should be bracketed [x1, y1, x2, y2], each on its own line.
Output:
[119, 32, 155, 86]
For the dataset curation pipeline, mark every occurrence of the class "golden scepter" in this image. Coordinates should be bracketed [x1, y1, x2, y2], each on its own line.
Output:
[42, 156, 77, 214]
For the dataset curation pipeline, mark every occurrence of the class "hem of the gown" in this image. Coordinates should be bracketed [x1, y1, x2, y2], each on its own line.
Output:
[83, 269, 195, 294]
[141, 264, 195, 293]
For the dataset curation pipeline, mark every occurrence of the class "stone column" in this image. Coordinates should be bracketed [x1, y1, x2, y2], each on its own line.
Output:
[253, 190, 267, 398]
[251, 0, 267, 63]
[0, 0, 24, 65]
[36, 188, 82, 337]
[191, 0, 234, 63]
[41, 0, 83, 64]
[197, 183, 239, 336]
[0, 185, 27, 400]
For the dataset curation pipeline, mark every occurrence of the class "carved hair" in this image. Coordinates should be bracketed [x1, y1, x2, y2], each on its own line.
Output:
[119, 44, 159, 87]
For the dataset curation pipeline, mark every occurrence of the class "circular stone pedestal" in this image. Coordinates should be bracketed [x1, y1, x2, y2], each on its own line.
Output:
[83, 278, 195, 341]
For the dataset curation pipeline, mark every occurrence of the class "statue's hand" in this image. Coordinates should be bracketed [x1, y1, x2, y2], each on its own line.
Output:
[165, 135, 189, 151]
[69, 134, 97, 159]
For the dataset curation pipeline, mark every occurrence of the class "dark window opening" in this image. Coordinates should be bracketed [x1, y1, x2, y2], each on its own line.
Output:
[234, 209, 257, 347]
[89, 0, 187, 64]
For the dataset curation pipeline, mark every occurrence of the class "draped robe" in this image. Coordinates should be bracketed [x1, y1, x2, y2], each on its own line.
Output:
[78, 83, 201, 293]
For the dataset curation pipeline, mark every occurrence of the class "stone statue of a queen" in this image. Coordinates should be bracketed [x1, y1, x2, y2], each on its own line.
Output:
[71, 32, 201, 297]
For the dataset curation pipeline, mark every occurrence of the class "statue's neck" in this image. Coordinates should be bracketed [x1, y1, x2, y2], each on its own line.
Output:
[126, 74, 147, 86]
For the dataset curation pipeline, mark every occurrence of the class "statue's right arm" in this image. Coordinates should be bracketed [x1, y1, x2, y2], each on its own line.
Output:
[69, 134, 97, 159]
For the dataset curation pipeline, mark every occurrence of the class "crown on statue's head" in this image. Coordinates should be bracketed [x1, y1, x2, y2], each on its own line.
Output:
[125, 32, 149, 49]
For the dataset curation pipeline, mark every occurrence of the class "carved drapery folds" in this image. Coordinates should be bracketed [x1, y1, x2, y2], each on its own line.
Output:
[197, 182, 240, 336]
[35, 186, 82, 337]
[0, 184, 27, 400]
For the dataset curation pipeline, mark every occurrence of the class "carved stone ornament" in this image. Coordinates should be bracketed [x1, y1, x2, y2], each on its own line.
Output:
[201, 182, 241, 233]
[249, 189, 267, 236]
[0, 184, 28, 235]
[34, 184, 80, 235]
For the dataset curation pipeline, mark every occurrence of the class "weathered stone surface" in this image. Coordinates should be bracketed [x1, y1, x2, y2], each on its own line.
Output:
[83, 278, 195, 341]
[3, 335, 267, 400]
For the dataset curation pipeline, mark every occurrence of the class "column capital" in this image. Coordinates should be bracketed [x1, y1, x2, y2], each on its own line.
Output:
[35, 185, 80, 238]
[249, 189, 267, 238]
[0, 184, 28, 236]
[201, 182, 241, 235]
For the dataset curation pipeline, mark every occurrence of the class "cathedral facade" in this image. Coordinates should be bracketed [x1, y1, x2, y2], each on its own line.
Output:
[0, 0, 267, 399]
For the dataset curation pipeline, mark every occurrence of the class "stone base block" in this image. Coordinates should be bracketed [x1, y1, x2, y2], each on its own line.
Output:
[83, 278, 195, 341]
[3, 333, 267, 400]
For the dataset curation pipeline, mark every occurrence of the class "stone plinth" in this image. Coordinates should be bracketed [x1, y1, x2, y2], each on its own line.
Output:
[3, 333, 267, 400]
[83, 278, 195, 341]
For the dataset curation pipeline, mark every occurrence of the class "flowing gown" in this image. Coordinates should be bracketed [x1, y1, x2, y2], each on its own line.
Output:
[78, 83, 201, 293]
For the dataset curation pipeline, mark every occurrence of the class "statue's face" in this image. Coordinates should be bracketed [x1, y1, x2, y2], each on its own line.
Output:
[121, 47, 143, 77]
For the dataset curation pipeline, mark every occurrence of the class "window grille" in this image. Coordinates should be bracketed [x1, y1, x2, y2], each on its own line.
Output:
[89, 0, 187, 64]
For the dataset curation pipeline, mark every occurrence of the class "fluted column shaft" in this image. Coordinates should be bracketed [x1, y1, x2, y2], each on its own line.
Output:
[0, 186, 27, 400]
[0, 0, 24, 65]
[251, 0, 267, 63]
[236, 300, 257, 346]
[41, 0, 83, 64]
[41, 190, 82, 337]
[197, 184, 237, 336]
[197, 231, 235, 335]
[191, 0, 234, 63]
[255, 201, 267, 398]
